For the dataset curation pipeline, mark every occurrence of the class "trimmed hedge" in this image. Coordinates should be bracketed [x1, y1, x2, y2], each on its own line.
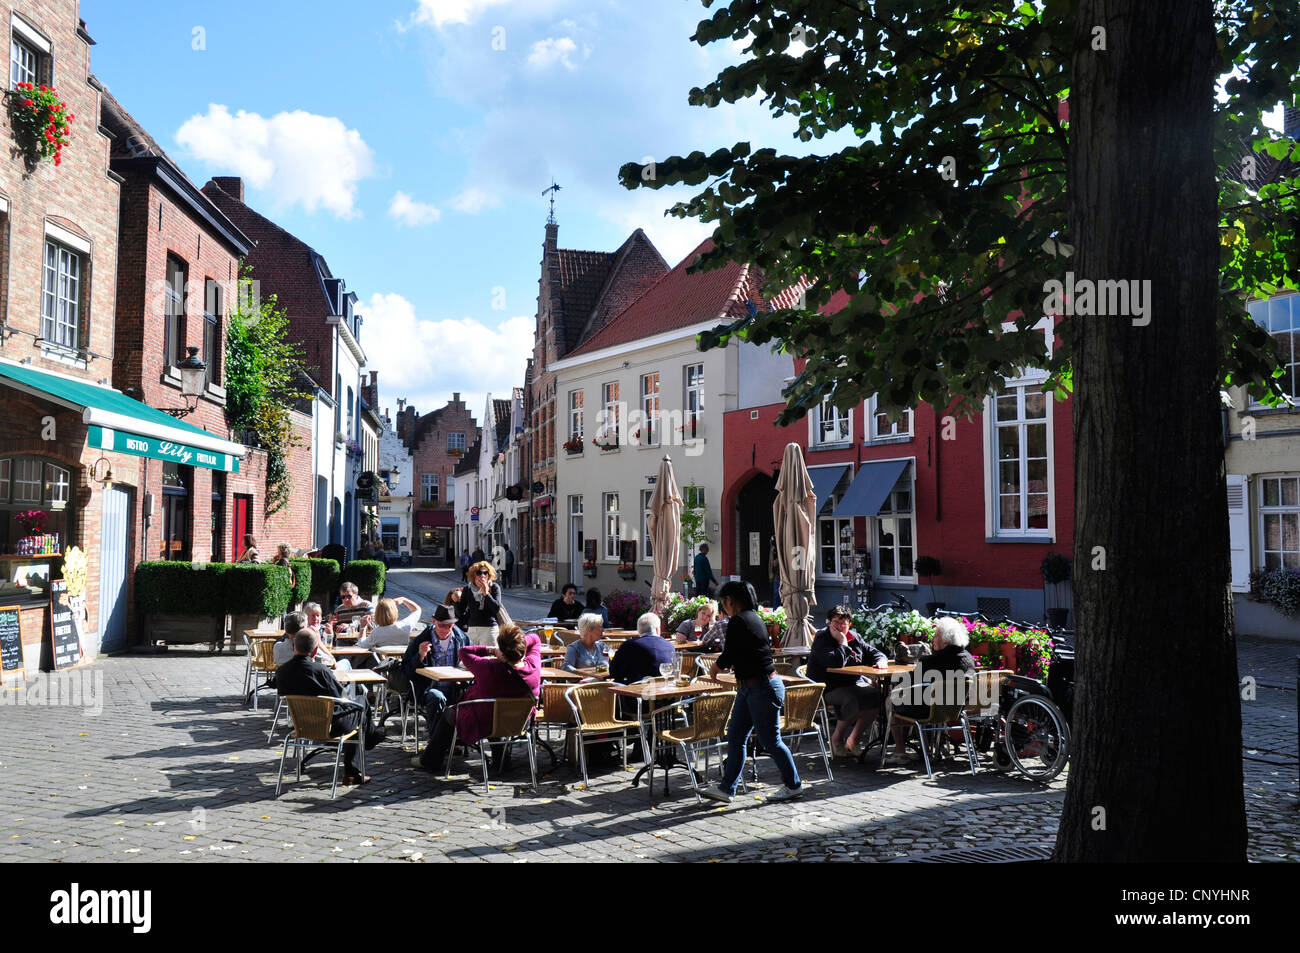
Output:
[307, 557, 341, 596]
[134, 561, 230, 616]
[225, 563, 293, 617]
[342, 559, 386, 598]
[288, 558, 312, 605]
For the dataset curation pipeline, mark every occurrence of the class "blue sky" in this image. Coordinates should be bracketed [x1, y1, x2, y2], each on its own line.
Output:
[82, 0, 805, 422]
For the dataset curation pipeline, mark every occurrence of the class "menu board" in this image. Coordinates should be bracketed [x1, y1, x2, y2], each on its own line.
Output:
[48, 579, 84, 671]
[0, 605, 22, 684]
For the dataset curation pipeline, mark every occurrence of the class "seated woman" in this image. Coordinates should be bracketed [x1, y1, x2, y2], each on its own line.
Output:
[698, 609, 729, 653]
[584, 588, 610, 627]
[417, 624, 541, 771]
[563, 613, 608, 673]
[889, 616, 975, 756]
[358, 596, 424, 648]
[674, 600, 717, 641]
[807, 605, 888, 757]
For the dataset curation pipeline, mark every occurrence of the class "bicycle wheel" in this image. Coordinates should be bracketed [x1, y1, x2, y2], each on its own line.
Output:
[1003, 695, 1070, 781]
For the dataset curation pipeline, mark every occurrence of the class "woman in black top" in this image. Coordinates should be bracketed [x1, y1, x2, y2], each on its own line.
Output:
[701, 581, 803, 804]
[808, 605, 888, 757]
[459, 561, 506, 646]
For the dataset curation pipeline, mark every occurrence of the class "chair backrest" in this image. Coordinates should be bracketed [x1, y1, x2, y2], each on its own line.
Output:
[252, 639, 278, 672]
[782, 683, 825, 732]
[688, 691, 736, 740]
[491, 696, 536, 737]
[285, 695, 335, 740]
[555, 628, 582, 646]
[538, 682, 576, 725]
[566, 681, 618, 726]
[794, 664, 810, 680]
[695, 654, 721, 681]
[965, 670, 1011, 714]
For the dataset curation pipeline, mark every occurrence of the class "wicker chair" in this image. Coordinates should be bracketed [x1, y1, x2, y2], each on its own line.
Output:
[554, 628, 582, 647]
[564, 681, 642, 790]
[653, 690, 737, 803]
[246, 638, 279, 711]
[275, 695, 363, 799]
[779, 682, 834, 780]
[535, 681, 577, 766]
[444, 697, 539, 794]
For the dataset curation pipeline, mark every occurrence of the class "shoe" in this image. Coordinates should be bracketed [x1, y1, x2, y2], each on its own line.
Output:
[831, 739, 850, 758]
[699, 787, 732, 804]
[409, 756, 424, 767]
[343, 774, 372, 785]
[767, 785, 804, 802]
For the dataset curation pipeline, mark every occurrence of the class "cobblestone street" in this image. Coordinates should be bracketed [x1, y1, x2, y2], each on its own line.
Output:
[0, 608, 1293, 862]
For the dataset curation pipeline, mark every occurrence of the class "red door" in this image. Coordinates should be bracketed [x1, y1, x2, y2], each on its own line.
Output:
[232, 495, 251, 562]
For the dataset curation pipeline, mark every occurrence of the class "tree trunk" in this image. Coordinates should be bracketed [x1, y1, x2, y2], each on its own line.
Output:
[1057, 0, 1245, 860]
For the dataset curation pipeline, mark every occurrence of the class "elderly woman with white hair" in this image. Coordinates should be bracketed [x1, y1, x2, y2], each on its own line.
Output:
[889, 615, 975, 756]
[563, 612, 609, 672]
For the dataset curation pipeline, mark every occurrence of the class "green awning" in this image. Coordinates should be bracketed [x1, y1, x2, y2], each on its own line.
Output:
[0, 359, 244, 472]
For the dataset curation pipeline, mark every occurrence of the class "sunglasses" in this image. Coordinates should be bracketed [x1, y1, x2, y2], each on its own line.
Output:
[475, 569, 491, 576]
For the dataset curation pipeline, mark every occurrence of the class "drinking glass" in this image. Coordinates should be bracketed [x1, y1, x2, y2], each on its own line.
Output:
[693, 624, 703, 641]
[658, 662, 674, 680]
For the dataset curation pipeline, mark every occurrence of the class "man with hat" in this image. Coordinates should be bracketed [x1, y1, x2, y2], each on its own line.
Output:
[402, 603, 471, 737]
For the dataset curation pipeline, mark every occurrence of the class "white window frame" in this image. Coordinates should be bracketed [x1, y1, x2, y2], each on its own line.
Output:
[684, 363, 704, 436]
[1247, 294, 1300, 407]
[873, 471, 916, 583]
[568, 389, 584, 440]
[421, 472, 439, 503]
[447, 432, 467, 452]
[809, 396, 852, 447]
[45, 463, 69, 507]
[868, 395, 913, 442]
[640, 373, 660, 446]
[1258, 474, 1300, 571]
[601, 382, 620, 443]
[41, 240, 80, 350]
[446, 479, 455, 503]
[641, 489, 654, 561]
[0, 459, 9, 499]
[603, 492, 620, 560]
[9, 34, 36, 88]
[164, 255, 186, 368]
[985, 381, 1053, 539]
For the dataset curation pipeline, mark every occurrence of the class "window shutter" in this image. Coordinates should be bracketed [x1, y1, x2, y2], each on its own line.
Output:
[1226, 474, 1250, 593]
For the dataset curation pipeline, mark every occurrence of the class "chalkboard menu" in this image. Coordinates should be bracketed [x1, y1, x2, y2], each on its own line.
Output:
[0, 605, 22, 684]
[48, 579, 84, 671]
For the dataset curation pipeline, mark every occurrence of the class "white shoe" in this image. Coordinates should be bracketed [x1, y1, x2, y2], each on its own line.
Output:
[699, 786, 732, 804]
[767, 785, 804, 802]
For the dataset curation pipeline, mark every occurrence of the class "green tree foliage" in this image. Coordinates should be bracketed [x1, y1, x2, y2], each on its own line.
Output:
[225, 266, 314, 514]
[619, 0, 1300, 420]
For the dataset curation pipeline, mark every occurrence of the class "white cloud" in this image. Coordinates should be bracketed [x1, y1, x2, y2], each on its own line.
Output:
[388, 190, 443, 226]
[406, 0, 513, 30]
[449, 186, 502, 213]
[176, 104, 374, 219]
[356, 292, 532, 418]
[527, 36, 580, 70]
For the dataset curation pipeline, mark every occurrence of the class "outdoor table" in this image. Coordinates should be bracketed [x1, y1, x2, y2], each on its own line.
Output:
[372, 645, 406, 658]
[541, 668, 584, 682]
[329, 646, 377, 658]
[608, 679, 723, 797]
[334, 669, 387, 685]
[713, 672, 806, 686]
[244, 630, 284, 641]
[415, 666, 474, 682]
[773, 646, 812, 658]
[826, 663, 915, 763]
[672, 640, 703, 651]
[539, 646, 567, 658]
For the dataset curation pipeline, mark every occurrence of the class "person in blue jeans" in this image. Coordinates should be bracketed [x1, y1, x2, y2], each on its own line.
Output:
[702, 580, 802, 803]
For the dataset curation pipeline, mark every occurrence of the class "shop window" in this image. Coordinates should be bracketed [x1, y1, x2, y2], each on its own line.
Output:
[0, 454, 75, 556]
[160, 461, 192, 561]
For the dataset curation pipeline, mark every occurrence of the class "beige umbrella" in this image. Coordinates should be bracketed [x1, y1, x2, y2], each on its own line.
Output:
[773, 442, 817, 648]
[647, 455, 683, 613]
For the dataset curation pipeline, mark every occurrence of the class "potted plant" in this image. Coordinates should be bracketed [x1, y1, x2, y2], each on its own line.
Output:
[563, 436, 584, 454]
[582, 558, 597, 577]
[915, 555, 944, 615]
[1040, 551, 1071, 628]
[306, 557, 341, 612]
[606, 589, 651, 629]
[224, 563, 293, 650]
[5, 83, 72, 168]
[757, 605, 788, 646]
[135, 561, 230, 650]
[592, 435, 619, 451]
[341, 559, 387, 602]
[617, 561, 637, 579]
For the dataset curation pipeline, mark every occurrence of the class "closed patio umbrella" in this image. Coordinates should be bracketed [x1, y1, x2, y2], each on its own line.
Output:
[647, 455, 683, 613]
[773, 442, 817, 648]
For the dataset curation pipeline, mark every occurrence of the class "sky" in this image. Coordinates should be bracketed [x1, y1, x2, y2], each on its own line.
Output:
[82, 0, 808, 426]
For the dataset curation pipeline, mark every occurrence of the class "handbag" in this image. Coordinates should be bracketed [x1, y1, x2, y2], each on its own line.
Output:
[495, 584, 513, 627]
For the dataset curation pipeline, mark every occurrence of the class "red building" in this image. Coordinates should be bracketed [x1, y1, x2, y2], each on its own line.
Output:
[722, 315, 1074, 622]
[400, 392, 476, 563]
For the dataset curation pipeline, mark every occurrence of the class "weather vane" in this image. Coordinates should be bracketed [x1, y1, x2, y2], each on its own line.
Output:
[542, 179, 562, 225]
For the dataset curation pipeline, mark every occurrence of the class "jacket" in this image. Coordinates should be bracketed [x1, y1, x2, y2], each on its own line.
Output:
[455, 634, 542, 745]
[610, 633, 676, 684]
[807, 627, 887, 690]
[459, 583, 504, 628]
[692, 552, 717, 590]
[276, 653, 350, 702]
[402, 625, 470, 700]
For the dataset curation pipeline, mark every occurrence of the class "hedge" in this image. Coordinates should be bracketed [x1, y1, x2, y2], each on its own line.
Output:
[224, 564, 293, 618]
[307, 557, 341, 597]
[341, 559, 386, 598]
[288, 558, 312, 605]
[134, 561, 230, 616]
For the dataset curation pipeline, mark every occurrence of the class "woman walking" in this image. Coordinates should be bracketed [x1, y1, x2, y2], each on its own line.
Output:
[703, 580, 803, 803]
[458, 560, 507, 646]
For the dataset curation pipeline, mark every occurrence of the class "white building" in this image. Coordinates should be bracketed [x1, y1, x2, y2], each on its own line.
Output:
[376, 407, 414, 560]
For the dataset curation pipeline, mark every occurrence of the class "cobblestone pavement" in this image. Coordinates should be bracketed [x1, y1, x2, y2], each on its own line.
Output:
[0, 582, 1293, 862]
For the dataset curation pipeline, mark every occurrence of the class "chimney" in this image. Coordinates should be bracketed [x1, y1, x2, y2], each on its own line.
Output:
[211, 176, 244, 202]
[370, 370, 378, 388]
[452, 391, 461, 405]
[545, 222, 558, 252]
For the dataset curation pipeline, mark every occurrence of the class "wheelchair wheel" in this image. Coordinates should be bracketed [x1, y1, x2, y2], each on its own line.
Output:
[1003, 695, 1069, 781]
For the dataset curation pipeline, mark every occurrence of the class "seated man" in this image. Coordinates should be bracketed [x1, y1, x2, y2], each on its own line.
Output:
[547, 583, 585, 624]
[401, 604, 470, 731]
[807, 604, 888, 757]
[610, 612, 676, 684]
[275, 630, 378, 785]
[332, 582, 373, 628]
[273, 610, 338, 668]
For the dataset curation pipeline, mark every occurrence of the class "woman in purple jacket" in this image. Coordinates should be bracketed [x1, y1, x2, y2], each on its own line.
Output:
[417, 624, 541, 772]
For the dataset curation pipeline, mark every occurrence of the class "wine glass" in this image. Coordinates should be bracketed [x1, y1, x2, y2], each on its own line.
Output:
[658, 662, 674, 680]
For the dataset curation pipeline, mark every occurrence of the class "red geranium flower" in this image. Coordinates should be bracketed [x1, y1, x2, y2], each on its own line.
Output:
[23, 99, 33, 107]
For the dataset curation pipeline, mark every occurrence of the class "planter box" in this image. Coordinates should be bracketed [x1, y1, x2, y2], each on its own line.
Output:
[144, 613, 224, 650]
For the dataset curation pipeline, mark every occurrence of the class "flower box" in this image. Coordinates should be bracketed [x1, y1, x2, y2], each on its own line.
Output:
[5, 83, 73, 168]
[563, 438, 584, 454]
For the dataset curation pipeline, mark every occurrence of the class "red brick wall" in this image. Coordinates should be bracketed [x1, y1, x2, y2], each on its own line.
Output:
[410, 396, 476, 538]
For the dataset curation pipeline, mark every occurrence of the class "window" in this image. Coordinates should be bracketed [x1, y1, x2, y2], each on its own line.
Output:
[683, 484, 706, 509]
[640, 373, 660, 445]
[641, 489, 654, 560]
[164, 256, 186, 367]
[992, 383, 1050, 535]
[160, 461, 192, 561]
[0, 455, 74, 558]
[10, 36, 37, 88]
[870, 396, 913, 441]
[601, 382, 620, 442]
[446, 480, 455, 503]
[684, 364, 704, 436]
[421, 473, 439, 503]
[448, 432, 467, 453]
[812, 397, 851, 445]
[1259, 476, 1300, 570]
[41, 241, 80, 349]
[568, 390, 584, 439]
[1248, 295, 1300, 404]
[818, 518, 853, 576]
[603, 492, 620, 559]
[45, 463, 69, 506]
[381, 518, 400, 553]
[0, 459, 8, 499]
[204, 279, 222, 386]
[13, 458, 41, 502]
[874, 486, 915, 581]
[570, 495, 583, 515]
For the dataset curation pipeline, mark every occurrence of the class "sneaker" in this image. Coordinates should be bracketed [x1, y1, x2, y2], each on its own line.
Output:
[699, 786, 732, 804]
[767, 785, 804, 802]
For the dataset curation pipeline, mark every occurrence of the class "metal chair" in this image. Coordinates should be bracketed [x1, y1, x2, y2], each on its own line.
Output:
[653, 690, 737, 803]
[245, 639, 278, 710]
[564, 681, 642, 790]
[275, 695, 363, 799]
[883, 672, 992, 779]
[444, 697, 539, 794]
[779, 682, 835, 780]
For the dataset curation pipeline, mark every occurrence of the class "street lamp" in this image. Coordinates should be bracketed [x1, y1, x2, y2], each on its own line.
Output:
[164, 347, 207, 417]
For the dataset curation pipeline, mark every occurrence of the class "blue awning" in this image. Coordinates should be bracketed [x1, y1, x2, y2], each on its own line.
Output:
[807, 464, 851, 517]
[835, 459, 910, 517]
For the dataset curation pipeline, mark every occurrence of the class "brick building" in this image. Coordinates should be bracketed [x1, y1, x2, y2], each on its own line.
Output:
[528, 220, 667, 589]
[403, 392, 475, 563]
